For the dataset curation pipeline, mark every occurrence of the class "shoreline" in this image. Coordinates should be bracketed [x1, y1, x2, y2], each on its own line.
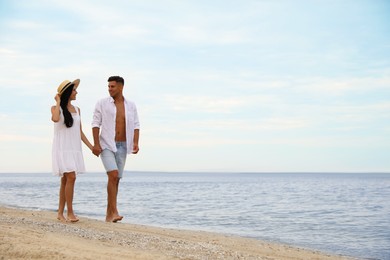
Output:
[0, 206, 355, 259]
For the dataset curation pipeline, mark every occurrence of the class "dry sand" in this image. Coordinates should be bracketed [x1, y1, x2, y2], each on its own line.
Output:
[0, 206, 355, 259]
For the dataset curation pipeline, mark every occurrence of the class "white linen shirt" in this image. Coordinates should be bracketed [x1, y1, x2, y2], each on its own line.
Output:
[92, 96, 140, 154]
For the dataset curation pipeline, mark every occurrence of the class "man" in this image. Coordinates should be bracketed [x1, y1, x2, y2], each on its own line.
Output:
[92, 76, 140, 222]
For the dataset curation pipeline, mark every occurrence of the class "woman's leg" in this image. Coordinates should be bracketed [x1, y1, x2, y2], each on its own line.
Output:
[64, 172, 78, 222]
[57, 176, 67, 222]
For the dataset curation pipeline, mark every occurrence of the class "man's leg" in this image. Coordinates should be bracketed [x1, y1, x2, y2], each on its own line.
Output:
[57, 176, 67, 222]
[114, 180, 123, 220]
[101, 149, 121, 222]
[106, 170, 121, 222]
[113, 142, 127, 221]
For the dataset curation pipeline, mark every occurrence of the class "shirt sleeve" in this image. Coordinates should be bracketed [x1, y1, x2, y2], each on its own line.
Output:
[133, 104, 140, 129]
[91, 100, 102, 128]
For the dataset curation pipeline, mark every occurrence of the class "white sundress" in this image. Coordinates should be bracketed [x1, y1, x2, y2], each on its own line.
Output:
[52, 106, 85, 176]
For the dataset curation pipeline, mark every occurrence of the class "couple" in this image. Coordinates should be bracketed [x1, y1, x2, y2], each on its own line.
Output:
[51, 76, 140, 223]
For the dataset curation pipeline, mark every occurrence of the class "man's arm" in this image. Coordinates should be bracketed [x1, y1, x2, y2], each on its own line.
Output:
[91, 100, 103, 156]
[92, 127, 102, 156]
[132, 129, 140, 154]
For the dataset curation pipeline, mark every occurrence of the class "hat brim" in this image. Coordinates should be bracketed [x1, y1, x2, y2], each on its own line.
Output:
[59, 79, 80, 94]
[72, 79, 80, 89]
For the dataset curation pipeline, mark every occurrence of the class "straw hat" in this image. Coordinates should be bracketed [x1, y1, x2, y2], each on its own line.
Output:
[57, 79, 80, 94]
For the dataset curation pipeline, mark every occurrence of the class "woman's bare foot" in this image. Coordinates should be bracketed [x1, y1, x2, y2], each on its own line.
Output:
[67, 213, 79, 223]
[57, 214, 67, 222]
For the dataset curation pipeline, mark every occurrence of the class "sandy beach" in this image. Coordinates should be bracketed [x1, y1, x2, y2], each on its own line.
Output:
[0, 206, 354, 260]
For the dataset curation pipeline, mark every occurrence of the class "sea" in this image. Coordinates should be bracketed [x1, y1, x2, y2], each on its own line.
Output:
[0, 172, 389, 260]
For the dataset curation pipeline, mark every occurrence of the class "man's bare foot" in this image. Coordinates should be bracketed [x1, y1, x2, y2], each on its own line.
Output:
[113, 215, 123, 223]
[106, 215, 123, 223]
[57, 215, 67, 222]
[114, 211, 123, 222]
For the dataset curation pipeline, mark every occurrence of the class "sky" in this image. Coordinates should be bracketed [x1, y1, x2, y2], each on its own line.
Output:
[0, 0, 389, 173]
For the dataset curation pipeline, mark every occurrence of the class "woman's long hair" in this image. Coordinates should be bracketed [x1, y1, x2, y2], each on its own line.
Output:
[60, 84, 74, 128]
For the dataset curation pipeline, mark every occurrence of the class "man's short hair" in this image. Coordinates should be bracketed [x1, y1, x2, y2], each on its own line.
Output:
[108, 76, 124, 85]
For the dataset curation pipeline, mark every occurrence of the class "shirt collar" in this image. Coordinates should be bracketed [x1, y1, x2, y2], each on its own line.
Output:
[109, 96, 126, 103]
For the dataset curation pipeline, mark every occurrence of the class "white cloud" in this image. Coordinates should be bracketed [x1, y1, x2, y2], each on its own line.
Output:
[0, 48, 18, 55]
[297, 74, 390, 96]
[172, 25, 250, 45]
[162, 95, 248, 113]
[0, 134, 50, 143]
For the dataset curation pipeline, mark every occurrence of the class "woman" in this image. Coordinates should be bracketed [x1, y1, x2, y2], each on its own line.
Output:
[51, 79, 93, 222]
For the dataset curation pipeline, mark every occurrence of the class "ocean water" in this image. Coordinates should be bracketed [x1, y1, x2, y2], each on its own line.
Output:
[0, 172, 389, 260]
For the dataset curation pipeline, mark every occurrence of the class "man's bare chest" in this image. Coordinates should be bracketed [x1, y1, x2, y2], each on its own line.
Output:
[115, 103, 126, 121]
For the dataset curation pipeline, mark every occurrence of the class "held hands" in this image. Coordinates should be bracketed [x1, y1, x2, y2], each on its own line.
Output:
[92, 144, 102, 157]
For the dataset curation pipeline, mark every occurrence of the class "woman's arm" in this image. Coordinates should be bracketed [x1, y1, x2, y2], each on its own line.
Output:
[81, 126, 93, 151]
[51, 94, 61, 122]
[78, 108, 93, 151]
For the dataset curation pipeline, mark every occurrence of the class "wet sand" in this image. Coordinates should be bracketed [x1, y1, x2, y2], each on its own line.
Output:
[0, 206, 354, 259]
